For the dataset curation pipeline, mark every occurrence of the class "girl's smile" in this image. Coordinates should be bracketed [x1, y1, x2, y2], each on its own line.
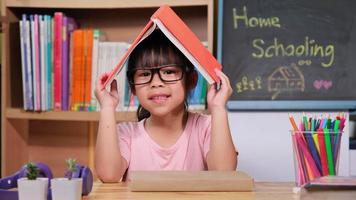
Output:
[149, 93, 171, 104]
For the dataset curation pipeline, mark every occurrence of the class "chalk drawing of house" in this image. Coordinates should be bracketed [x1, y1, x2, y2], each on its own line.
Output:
[268, 64, 304, 99]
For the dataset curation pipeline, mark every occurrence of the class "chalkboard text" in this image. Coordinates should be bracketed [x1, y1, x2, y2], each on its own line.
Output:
[251, 37, 335, 67]
[233, 6, 281, 29]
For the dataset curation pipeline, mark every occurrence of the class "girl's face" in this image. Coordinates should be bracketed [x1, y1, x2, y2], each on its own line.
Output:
[133, 65, 186, 117]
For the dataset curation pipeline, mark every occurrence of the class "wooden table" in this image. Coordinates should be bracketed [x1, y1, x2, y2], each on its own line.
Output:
[83, 181, 356, 200]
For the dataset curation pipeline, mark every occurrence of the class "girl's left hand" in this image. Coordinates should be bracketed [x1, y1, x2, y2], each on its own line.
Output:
[207, 69, 233, 112]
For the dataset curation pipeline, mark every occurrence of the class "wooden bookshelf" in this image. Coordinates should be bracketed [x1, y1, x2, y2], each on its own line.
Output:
[1, 0, 214, 178]
[5, 0, 211, 9]
[5, 108, 137, 121]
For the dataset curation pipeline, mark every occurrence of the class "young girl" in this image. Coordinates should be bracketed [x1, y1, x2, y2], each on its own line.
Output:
[94, 30, 237, 182]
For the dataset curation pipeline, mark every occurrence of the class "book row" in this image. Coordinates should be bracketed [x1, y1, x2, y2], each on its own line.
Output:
[19, 12, 208, 112]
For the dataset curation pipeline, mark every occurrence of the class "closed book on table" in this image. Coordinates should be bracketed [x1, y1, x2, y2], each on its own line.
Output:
[129, 171, 254, 192]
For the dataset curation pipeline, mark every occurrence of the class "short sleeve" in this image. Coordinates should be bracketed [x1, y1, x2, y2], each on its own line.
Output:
[116, 122, 132, 165]
[197, 114, 211, 159]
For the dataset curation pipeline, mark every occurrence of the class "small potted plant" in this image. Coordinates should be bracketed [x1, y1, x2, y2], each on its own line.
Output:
[17, 162, 49, 200]
[51, 158, 83, 200]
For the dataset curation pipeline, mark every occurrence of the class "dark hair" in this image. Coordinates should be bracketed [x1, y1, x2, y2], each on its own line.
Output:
[127, 29, 196, 121]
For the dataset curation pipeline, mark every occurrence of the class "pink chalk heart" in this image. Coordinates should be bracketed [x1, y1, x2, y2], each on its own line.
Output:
[313, 80, 322, 90]
[323, 81, 332, 89]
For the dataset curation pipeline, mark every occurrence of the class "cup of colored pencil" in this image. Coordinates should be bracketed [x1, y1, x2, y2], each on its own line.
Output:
[289, 113, 345, 187]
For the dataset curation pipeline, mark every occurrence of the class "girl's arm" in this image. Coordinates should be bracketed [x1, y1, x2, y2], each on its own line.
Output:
[94, 74, 127, 182]
[206, 69, 237, 170]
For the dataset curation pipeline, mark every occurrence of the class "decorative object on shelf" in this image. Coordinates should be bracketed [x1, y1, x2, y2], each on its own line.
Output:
[51, 158, 93, 200]
[12, 162, 52, 200]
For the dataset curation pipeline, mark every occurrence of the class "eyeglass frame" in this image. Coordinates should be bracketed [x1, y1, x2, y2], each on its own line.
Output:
[127, 64, 190, 85]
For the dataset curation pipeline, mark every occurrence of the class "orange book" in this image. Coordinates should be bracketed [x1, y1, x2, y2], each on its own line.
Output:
[70, 30, 84, 111]
[103, 5, 221, 87]
[83, 29, 93, 110]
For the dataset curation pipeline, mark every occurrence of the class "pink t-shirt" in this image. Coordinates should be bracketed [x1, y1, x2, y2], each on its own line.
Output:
[117, 112, 211, 180]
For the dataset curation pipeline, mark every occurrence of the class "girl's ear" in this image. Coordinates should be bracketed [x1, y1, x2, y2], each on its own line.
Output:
[187, 70, 198, 90]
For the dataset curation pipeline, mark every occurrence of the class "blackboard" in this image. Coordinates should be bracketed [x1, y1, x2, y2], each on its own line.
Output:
[217, 0, 356, 110]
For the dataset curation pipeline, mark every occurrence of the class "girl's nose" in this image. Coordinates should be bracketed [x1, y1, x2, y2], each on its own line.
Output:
[150, 72, 164, 87]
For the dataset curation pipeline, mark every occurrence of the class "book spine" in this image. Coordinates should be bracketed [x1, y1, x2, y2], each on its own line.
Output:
[53, 12, 63, 110]
[113, 43, 127, 111]
[19, 18, 28, 110]
[30, 15, 37, 111]
[84, 29, 93, 111]
[46, 15, 53, 110]
[40, 15, 47, 111]
[25, 16, 34, 110]
[90, 29, 100, 111]
[34, 14, 41, 111]
[71, 30, 84, 111]
[68, 31, 74, 111]
[61, 16, 69, 110]
[96, 42, 105, 110]
[62, 17, 77, 111]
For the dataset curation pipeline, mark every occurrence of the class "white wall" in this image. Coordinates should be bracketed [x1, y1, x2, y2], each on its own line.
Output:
[350, 150, 356, 176]
[228, 111, 350, 182]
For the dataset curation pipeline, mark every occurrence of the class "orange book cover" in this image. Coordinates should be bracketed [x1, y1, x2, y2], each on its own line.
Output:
[103, 5, 221, 88]
[70, 29, 84, 111]
[84, 29, 93, 110]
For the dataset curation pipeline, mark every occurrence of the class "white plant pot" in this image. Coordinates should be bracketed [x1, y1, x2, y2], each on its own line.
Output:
[17, 177, 49, 200]
[51, 178, 83, 200]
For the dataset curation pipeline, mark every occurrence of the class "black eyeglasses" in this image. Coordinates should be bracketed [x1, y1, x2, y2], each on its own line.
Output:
[128, 64, 186, 85]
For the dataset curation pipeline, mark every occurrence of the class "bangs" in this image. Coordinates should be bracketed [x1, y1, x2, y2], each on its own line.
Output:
[128, 29, 189, 70]
[135, 45, 185, 69]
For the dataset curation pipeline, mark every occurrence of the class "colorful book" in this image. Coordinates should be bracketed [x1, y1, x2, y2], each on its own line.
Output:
[46, 15, 53, 110]
[62, 16, 77, 111]
[39, 15, 47, 111]
[70, 29, 84, 111]
[23, 15, 34, 110]
[103, 5, 221, 88]
[89, 29, 101, 111]
[83, 29, 93, 110]
[53, 12, 63, 110]
[19, 18, 28, 110]
[31, 14, 41, 111]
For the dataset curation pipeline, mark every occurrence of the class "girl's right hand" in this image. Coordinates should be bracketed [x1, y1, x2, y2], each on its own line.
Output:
[94, 73, 120, 110]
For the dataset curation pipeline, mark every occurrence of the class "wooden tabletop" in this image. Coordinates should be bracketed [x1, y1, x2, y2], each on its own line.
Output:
[83, 181, 356, 200]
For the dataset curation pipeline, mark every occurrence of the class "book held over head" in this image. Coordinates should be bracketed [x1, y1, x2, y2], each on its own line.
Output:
[103, 5, 222, 88]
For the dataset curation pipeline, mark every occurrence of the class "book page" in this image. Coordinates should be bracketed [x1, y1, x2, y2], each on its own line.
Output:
[104, 22, 157, 87]
[153, 19, 214, 84]
[115, 23, 157, 72]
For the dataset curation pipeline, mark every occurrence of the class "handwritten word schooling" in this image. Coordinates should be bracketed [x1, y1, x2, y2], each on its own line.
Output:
[232, 6, 281, 29]
[252, 37, 334, 68]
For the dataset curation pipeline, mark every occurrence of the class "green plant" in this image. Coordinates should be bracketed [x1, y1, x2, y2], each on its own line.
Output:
[65, 158, 77, 180]
[26, 162, 39, 180]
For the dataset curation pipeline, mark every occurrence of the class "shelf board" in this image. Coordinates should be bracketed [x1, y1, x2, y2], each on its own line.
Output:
[6, 0, 210, 8]
[5, 108, 137, 121]
[5, 108, 207, 121]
